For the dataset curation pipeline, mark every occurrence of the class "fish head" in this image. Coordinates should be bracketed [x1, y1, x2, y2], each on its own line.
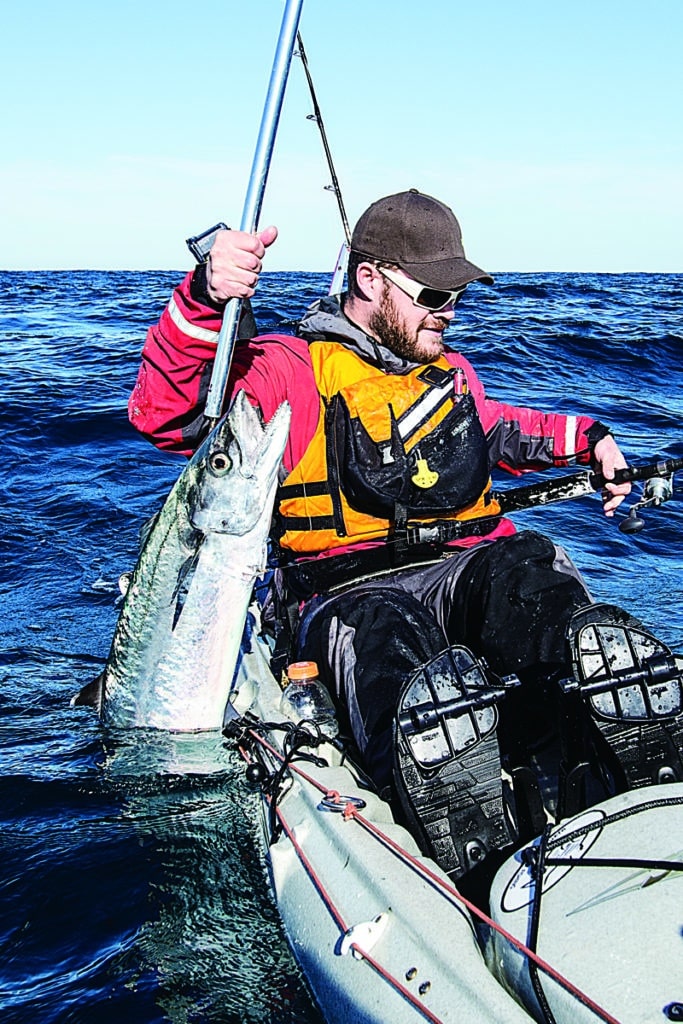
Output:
[191, 391, 291, 536]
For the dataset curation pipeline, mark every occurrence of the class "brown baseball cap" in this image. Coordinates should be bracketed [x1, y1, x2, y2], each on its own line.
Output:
[350, 188, 493, 289]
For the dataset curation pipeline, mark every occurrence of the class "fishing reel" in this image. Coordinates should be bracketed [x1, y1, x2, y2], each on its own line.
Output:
[619, 474, 675, 534]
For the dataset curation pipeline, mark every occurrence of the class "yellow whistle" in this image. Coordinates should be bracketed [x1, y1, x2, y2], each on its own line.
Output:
[411, 458, 439, 489]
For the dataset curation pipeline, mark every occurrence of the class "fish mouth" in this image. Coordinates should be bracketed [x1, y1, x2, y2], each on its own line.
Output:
[191, 398, 291, 535]
[229, 397, 291, 484]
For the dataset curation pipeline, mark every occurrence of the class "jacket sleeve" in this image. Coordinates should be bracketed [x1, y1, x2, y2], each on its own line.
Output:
[127, 271, 317, 468]
[128, 271, 227, 455]
[452, 354, 607, 474]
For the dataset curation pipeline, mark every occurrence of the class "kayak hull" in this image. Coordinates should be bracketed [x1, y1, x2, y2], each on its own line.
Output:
[487, 789, 683, 1024]
[230, 622, 683, 1024]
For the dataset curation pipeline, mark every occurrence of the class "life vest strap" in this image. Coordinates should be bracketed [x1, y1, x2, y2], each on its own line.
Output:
[403, 515, 499, 547]
[277, 480, 330, 500]
[279, 514, 337, 532]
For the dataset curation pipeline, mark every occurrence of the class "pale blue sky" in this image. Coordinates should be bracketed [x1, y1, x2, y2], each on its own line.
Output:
[2, 0, 681, 272]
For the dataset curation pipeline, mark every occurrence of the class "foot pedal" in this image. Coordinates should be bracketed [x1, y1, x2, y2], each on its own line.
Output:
[394, 647, 518, 878]
[564, 603, 683, 789]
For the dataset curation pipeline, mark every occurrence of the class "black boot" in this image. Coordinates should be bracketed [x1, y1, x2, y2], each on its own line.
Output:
[560, 603, 683, 799]
[392, 646, 518, 880]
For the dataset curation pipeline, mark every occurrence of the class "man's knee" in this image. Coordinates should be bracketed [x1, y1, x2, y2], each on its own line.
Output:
[298, 586, 448, 780]
[448, 530, 590, 673]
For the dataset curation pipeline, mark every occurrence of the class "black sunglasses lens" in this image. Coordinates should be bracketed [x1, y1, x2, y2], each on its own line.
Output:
[416, 287, 453, 310]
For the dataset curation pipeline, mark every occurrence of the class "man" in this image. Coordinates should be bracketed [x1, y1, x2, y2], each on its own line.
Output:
[130, 189, 683, 880]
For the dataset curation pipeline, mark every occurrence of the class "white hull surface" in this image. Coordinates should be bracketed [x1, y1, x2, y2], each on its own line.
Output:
[229, 624, 683, 1024]
[488, 791, 683, 1023]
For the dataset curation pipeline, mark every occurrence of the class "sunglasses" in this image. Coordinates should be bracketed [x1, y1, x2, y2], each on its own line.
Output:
[378, 265, 467, 311]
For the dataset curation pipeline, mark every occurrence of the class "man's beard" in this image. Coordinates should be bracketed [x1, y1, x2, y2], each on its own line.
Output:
[367, 285, 446, 364]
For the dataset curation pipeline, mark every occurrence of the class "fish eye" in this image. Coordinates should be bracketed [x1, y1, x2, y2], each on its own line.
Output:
[208, 450, 232, 476]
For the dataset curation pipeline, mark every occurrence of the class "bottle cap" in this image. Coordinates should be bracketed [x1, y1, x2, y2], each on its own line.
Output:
[287, 660, 319, 681]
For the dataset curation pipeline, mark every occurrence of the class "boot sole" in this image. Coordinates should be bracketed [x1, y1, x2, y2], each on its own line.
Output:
[393, 646, 514, 878]
[568, 604, 683, 790]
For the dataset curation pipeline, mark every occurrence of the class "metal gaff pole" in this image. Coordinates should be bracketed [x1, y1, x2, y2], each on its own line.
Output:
[205, 0, 305, 423]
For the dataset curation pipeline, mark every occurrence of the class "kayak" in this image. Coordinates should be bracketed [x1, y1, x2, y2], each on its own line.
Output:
[226, 611, 683, 1024]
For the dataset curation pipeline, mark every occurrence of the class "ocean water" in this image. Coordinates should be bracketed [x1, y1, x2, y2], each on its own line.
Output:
[1, 269, 682, 1023]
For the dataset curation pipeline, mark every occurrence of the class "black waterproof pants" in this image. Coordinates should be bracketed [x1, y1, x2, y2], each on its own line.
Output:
[297, 530, 591, 791]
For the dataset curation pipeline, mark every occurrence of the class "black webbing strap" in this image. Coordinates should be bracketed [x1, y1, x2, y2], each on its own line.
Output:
[525, 827, 558, 1024]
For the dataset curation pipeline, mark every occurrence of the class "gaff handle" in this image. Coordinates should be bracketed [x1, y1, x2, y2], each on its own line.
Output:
[204, 0, 305, 423]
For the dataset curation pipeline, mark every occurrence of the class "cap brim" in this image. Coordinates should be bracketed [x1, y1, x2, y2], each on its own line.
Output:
[398, 257, 493, 289]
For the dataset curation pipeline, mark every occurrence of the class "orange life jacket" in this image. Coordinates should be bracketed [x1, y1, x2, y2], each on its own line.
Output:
[276, 340, 500, 554]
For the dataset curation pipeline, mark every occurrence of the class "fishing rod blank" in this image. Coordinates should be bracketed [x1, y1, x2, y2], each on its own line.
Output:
[296, 33, 350, 244]
[296, 32, 350, 293]
[493, 456, 683, 515]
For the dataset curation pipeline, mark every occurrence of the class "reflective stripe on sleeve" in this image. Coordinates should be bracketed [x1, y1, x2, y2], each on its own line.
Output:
[564, 415, 577, 457]
[167, 296, 220, 344]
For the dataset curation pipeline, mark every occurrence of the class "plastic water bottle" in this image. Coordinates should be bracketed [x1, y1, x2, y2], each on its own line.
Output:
[280, 661, 339, 739]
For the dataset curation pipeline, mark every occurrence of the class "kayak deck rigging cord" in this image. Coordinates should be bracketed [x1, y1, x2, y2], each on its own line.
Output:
[521, 802, 683, 1024]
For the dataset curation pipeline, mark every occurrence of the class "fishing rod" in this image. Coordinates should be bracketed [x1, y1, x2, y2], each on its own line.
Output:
[296, 34, 350, 244]
[295, 33, 350, 294]
[402, 456, 682, 548]
[204, 0, 305, 424]
[282, 456, 682, 596]
[492, 454, 682, 534]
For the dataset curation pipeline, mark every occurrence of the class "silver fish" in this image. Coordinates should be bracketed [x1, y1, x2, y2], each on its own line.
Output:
[76, 390, 290, 731]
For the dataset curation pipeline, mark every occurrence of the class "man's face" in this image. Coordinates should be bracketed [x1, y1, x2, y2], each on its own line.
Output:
[367, 275, 456, 364]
